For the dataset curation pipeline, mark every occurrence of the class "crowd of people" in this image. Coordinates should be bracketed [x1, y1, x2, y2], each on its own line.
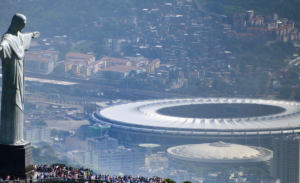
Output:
[32, 164, 167, 183]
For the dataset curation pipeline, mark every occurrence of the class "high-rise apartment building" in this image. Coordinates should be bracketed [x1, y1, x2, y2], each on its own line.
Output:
[24, 126, 51, 142]
[271, 135, 300, 183]
[86, 136, 118, 151]
[85, 136, 145, 175]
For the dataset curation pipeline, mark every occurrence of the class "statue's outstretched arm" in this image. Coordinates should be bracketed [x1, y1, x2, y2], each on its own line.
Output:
[32, 31, 40, 39]
[24, 32, 40, 39]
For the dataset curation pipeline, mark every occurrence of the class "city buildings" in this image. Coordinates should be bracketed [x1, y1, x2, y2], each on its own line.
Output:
[64, 61, 75, 72]
[146, 152, 168, 168]
[228, 10, 298, 42]
[86, 136, 118, 151]
[85, 136, 145, 176]
[26, 57, 54, 73]
[25, 50, 57, 73]
[103, 57, 131, 67]
[103, 38, 127, 56]
[98, 65, 145, 79]
[271, 135, 300, 183]
[146, 59, 161, 73]
[65, 52, 96, 65]
[26, 50, 59, 62]
[24, 126, 51, 142]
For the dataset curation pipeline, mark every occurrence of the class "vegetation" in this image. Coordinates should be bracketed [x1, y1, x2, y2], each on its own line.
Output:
[31, 120, 48, 126]
[245, 162, 270, 177]
[51, 129, 73, 142]
[0, 0, 163, 59]
[83, 103, 98, 114]
[224, 40, 295, 70]
[165, 178, 176, 183]
[33, 145, 68, 165]
[24, 102, 36, 114]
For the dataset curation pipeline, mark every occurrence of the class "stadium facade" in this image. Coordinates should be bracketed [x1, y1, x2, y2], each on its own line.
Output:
[90, 98, 300, 146]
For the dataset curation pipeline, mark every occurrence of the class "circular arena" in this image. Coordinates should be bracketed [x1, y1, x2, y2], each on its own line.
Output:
[167, 141, 273, 165]
[89, 98, 300, 146]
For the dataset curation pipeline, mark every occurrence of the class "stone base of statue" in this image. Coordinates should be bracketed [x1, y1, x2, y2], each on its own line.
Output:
[0, 142, 34, 178]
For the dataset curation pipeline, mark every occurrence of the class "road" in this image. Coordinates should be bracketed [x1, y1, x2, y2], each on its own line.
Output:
[281, 57, 300, 72]
[46, 119, 89, 131]
[193, 0, 222, 19]
[24, 71, 195, 99]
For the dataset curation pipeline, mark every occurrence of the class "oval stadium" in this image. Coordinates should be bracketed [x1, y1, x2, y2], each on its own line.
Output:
[89, 98, 300, 146]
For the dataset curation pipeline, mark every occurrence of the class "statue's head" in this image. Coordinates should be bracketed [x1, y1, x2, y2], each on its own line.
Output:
[7, 13, 27, 33]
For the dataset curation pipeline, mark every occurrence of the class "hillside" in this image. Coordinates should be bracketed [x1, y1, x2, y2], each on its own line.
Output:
[199, 0, 300, 21]
[0, 0, 160, 39]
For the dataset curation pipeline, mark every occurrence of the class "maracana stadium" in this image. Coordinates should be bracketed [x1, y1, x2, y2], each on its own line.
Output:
[89, 98, 300, 146]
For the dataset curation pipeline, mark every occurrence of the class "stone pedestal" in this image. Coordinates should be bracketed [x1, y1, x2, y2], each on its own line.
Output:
[0, 142, 34, 179]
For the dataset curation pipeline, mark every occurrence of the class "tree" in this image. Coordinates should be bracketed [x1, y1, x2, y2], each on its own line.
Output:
[33, 145, 68, 165]
[53, 65, 65, 73]
[31, 120, 48, 126]
[104, 71, 117, 80]
[279, 86, 292, 99]
[165, 178, 176, 183]
[246, 166, 267, 177]
[84, 104, 97, 114]
[169, 70, 179, 80]
[25, 102, 36, 110]
[239, 61, 248, 74]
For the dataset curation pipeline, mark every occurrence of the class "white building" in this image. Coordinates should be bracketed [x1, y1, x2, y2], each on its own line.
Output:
[271, 135, 300, 183]
[85, 136, 145, 175]
[103, 38, 113, 53]
[146, 152, 168, 168]
[103, 38, 127, 55]
[85, 146, 145, 176]
[26, 57, 54, 73]
[24, 126, 51, 142]
[86, 136, 118, 151]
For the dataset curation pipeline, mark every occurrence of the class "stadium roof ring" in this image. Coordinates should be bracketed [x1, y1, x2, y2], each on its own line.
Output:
[90, 98, 300, 143]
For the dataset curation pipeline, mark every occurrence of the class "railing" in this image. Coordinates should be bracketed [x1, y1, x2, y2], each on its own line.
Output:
[1, 177, 128, 183]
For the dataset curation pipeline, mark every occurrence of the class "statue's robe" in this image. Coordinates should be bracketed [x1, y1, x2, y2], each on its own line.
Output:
[0, 32, 32, 144]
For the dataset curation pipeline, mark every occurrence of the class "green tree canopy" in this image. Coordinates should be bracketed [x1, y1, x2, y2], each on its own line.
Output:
[165, 178, 176, 183]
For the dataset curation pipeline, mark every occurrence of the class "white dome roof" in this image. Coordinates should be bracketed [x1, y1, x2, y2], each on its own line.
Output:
[167, 142, 273, 164]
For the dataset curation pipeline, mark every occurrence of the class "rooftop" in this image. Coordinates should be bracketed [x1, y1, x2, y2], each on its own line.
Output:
[66, 52, 95, 59]
[27, 57, 53, 63]
[99, 65, 142, 73]
[102, 57, 130, 63]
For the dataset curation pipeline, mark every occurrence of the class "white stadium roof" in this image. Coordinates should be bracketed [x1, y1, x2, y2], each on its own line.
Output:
[90, 98, 300, 137]
[167, 141, 273, 164]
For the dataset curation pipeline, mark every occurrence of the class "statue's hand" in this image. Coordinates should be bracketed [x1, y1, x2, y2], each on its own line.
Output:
[32, 31, 40, 39]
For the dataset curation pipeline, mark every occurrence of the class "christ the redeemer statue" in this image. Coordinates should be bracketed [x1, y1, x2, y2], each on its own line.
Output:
[0, 13, 40, 144]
